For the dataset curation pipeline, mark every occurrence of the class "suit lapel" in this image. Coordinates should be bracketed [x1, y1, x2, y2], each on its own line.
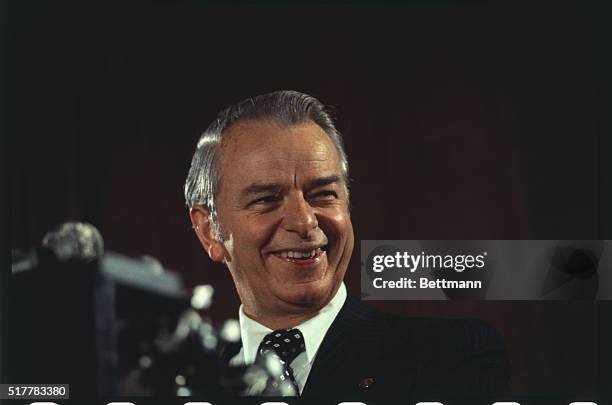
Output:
[302, 295, 388, 397]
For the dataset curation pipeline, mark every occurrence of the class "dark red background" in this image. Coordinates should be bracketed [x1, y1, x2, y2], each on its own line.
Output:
[6, 0, 612, 396]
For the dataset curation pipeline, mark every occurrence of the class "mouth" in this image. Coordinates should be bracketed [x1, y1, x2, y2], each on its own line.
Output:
[271, 246, 328, 265]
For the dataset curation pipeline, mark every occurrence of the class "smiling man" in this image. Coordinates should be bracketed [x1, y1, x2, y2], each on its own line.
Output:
[197, 119, 353, 329]
[184, 90, 510, 399]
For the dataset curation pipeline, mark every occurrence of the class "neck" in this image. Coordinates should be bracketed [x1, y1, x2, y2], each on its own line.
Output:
[244, 307, 319, 330]
[240, 284, 343, 330]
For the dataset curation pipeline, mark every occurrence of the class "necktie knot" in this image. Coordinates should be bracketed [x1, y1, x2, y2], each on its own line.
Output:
[258, 328, 305, 365]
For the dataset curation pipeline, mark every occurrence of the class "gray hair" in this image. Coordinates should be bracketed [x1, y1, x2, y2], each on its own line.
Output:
[184, 90, 349, 239]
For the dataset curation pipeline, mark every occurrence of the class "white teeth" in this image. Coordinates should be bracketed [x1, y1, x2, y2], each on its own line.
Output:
[277, 248, 323, 259]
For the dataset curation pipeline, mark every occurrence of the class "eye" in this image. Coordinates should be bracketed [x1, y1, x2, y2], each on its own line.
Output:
[311, 190, 338, 200]
[252, 194, 281, 205]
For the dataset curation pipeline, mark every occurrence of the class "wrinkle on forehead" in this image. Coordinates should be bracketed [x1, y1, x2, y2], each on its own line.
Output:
[251, 156, 330, 164]
[248, 156, 339, 180]
[244, 138, 332, 159]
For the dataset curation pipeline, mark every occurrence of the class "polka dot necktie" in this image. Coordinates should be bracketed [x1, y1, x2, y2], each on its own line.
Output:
[256, 328, 305, 396]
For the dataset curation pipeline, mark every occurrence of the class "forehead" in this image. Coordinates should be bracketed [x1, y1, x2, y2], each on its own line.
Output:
[218, 120, 342, 183]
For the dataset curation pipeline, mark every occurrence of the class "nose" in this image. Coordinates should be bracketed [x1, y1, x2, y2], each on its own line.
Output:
[282, 192, 318, 238]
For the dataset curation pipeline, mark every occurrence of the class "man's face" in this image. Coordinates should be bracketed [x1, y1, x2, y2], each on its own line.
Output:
[214, 119, 354, 321]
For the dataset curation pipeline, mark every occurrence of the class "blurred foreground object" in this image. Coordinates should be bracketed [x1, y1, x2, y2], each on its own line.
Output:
[10, 222, 289, 397]
[12, 221, 103, 274]
[11, 222, 187, 396]
[42, 221, 104, 262]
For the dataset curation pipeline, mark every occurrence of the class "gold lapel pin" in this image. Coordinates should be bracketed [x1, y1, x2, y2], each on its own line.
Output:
[358, 377, 375, 389]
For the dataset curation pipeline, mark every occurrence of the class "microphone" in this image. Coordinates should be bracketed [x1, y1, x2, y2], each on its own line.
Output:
[42, 221, 104, 262]
[12, 221, 104, 274]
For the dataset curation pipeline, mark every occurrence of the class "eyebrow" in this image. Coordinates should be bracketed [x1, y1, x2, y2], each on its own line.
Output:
[307, 175, 343, 189]
[239, 175, 343, 198]
[240, 183, 283, 198]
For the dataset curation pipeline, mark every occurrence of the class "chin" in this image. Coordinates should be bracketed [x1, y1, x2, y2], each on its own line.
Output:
[282, 280, 336, 308]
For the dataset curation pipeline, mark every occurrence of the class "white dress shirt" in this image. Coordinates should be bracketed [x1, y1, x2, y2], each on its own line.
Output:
[229, 282, 347, 395]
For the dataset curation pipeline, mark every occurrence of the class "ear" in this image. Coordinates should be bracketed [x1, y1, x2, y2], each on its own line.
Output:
[189, 205, 226, 263]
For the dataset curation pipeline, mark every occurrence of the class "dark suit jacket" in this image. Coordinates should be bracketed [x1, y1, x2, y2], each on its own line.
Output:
[223, 295, 511, 400]
[301, 295, 511, 400]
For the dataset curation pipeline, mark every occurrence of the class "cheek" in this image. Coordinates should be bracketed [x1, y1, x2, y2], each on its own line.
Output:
[326, 208, 353, 235]
[319, 208, 354, 248]
[230, 215, 279, 251]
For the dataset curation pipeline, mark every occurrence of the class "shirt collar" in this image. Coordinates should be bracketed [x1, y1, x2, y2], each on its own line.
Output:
[238, 282, 347, 365]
